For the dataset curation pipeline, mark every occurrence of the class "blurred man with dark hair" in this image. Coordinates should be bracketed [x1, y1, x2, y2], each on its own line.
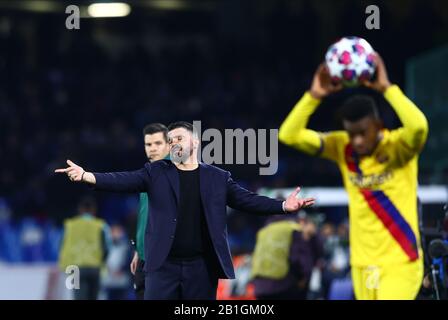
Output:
[251, 213, 323, 300]
[279, 53, 428, 300]
[59, 196, 111, 300]
[55, 121, 315, 300]
[129, 123, 170, 300]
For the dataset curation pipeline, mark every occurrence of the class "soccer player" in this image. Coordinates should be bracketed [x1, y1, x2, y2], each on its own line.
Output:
[59, 196, 111, 300]
[279, 54, 428, 300]
[130, 123, 170, 300]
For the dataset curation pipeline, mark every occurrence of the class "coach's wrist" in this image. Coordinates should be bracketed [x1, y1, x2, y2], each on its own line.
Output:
[282, 201, 287, 213]
[81, 172, 96, 185]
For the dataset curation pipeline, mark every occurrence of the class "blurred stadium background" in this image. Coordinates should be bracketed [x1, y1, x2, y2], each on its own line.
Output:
[0, 0, 447, 299]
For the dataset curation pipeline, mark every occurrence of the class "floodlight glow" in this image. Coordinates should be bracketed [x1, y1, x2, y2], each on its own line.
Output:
[87, 3, 131, 18]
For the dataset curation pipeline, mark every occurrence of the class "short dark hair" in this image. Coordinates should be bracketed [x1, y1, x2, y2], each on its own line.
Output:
[167, 121, 194, 133]
[339, 95, 379, 122]
[143, 123, 168, 142]
[78, 196, 97, 214]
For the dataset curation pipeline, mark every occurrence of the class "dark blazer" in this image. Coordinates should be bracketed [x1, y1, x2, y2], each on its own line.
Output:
[93, 160, 284, 279]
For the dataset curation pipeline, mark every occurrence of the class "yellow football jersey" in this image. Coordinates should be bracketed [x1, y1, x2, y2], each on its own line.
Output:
[319, 128, 421, 266]
[279, 85, 428, 267]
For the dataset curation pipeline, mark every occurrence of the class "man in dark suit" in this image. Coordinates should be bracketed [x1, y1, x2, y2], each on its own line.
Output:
[55, 121, 315, 300]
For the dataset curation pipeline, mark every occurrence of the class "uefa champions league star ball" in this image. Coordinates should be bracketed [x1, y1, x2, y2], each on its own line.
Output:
[325, 36, 376, 87]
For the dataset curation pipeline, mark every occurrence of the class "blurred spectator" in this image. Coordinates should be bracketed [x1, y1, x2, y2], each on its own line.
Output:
[321, 221, 351, 299]
[250, 213, 323, 300]
[58, 196, 111, 300]
[102, 224, 132, 300]
[19, 217, 45, 262]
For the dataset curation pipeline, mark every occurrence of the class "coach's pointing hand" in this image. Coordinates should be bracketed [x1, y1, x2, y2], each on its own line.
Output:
[55, 160, 96, 184]
[283, 187, 316, 213]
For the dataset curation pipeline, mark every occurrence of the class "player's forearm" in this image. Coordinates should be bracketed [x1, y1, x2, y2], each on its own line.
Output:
[384, 85, 429, 150]
[279, 92, 322, 154]
[81, 171, 96, 184]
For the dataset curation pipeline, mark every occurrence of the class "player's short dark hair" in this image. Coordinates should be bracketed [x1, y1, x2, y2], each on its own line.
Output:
[167, 121, 194, 133]
[143, 123, 168, 142]
[78, 196, 97, 214]
[339, 95, 379, 122]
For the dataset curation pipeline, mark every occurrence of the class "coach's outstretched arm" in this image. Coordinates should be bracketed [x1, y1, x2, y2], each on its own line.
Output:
[55, 160, 96, 184]
[226, 172, 315, 215]
[55, 159, 148, 193]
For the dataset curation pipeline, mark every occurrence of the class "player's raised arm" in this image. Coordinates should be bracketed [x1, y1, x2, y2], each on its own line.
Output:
[278, 63, 342, 155]
[362, 53, 429, 152]
[55, 159, 96, 184]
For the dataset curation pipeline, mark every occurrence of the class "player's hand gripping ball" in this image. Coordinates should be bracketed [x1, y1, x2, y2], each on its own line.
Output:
[325, 36, 376, 87]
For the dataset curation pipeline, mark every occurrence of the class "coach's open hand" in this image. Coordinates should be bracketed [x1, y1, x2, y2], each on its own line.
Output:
[283, 187, 316, 213]
[55, 159, 96, 184]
